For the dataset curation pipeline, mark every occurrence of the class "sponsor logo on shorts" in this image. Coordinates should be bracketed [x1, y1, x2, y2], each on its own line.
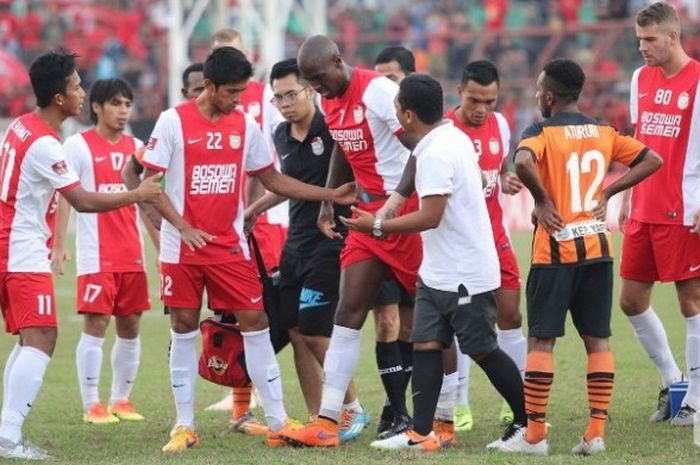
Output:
[299, 288, 330, 310]
[250, 296, 263, 304]
[690, 264, 700, 273]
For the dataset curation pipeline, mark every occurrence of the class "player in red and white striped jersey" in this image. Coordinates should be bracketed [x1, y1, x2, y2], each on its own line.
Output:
[0, 51, 161, 460]
[617, 2, 700, 425]
[280, 35, 422, 448]
[140, 47, 354, 453]
[445, 60, 526, 430]
[52, 78, 150, 426]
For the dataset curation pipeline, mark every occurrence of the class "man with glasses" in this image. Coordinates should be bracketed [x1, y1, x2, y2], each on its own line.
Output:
[245, 59, 369, 440]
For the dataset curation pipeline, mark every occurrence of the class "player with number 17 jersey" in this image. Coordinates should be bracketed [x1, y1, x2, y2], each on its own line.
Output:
[63, 129, 150, 315]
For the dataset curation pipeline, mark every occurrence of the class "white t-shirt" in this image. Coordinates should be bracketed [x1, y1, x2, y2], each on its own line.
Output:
[414, 121, 500, 294]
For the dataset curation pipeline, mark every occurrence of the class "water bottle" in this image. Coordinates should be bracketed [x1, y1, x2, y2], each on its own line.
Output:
[694, 411, 700, 447]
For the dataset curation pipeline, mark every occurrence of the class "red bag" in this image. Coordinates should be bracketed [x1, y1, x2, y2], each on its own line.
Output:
[198, 318, 250, 387]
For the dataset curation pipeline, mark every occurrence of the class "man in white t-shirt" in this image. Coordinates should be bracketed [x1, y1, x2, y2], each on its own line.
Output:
[342, 74, 527, 452]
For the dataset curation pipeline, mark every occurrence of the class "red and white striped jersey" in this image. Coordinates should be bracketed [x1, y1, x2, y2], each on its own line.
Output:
[630, 59, 700, 225]
[0, 112, 80, 272]
[446, 110, 511, 240]
[63, 129, 145, 276]
[142, 99, 273, 264]
[321, 69, 409, 196]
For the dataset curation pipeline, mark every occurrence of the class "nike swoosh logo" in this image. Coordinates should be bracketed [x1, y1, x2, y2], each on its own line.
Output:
[690, 264, 700, 272]
[407, 438, 428, 446]
[298, 301, 330, 310]
[267, 375, 280, 383]
[281, 153, 291, 160]
[173, 383, 185, 388]
[639, 93, 649, 98]
[86, 377, 97, 381]
[188, 138, 203, 144]
[250, 296, 263, 303]
[316, 431, 336, 440]
[690, 366, 700, 372]
[95, 156, 108, 162]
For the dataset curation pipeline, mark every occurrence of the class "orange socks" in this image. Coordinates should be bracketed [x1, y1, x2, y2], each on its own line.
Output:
[524, 351, 554, 443]
[584, 351, 614, 442]
[232, 385, 252, 420]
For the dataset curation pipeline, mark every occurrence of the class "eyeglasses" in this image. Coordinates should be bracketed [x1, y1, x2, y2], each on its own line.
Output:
[270, 87, 308, 106]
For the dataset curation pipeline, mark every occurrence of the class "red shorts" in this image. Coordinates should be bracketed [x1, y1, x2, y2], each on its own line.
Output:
[340, 195, 422, 295]
[495, 231, 521, 290]
[253, 222, 287, 272]
[621, 219, 700, 282]
[77, 272, 150, 316]
[160, 259, 263, 311]
[0, 272, 56, 334]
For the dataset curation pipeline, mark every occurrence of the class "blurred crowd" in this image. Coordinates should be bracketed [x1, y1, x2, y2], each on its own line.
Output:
[2, 0, 700, 138]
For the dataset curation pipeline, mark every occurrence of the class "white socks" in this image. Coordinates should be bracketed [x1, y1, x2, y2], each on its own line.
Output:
[320, 325, 362, 422]
[169, 330, 198, 429]
[436, 371, 458, 421]
[2, 345, 21, 413]
[627, 307, 683, 387]
[684, 314, 700, 410]
[456, 340, 471, 406]
[241, 328, 287, 432]
[76, 333, 105, 410]
[0, 347, 50, 443]
[110, 336, 141, 404]
[497, 326, 526, 379]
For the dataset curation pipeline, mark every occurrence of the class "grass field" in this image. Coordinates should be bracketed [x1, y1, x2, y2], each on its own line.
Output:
[2, 231, 699, 464]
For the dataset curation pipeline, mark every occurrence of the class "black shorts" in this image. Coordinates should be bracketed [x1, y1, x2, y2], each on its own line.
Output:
[411, 279, 498, 356]
[526, 261, 613, 339]
[374, 279, 414, 307]
[278, 242, 341, 337]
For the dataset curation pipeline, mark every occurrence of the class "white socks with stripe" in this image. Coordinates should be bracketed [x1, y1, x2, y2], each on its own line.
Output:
[76, 333, 105, 410]
[684, 314, 700, 409]
[241, 328, 287, 432]
[0, 347, 50, 443]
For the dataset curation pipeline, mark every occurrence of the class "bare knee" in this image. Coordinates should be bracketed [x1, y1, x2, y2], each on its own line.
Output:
[170, 308, 201, 333]
[374, 305, 399, 342]
[115, 314, 141, 339]
[20, 327, 58, 357]
[235, 310, 269, 332]
[84, 314, 110, 338]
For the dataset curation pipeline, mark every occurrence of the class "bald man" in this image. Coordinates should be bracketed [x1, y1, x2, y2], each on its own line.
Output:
[279, 35, 422, 448]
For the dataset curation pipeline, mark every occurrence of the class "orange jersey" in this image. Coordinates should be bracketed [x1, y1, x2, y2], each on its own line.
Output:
[517, 112, 648, 266]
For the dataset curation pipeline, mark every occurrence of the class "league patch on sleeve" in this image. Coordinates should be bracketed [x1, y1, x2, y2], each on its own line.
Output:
[146, 137, 158, 151]
[51, 160, 68, 175]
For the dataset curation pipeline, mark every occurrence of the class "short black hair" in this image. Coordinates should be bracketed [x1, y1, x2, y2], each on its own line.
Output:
[203, 47, 252, 87]
[182, 63, 204, 88]
[460, 60, 499, 86]
[543, 58, 585, 102]
[398, 74, 443, 125]
[88, 78, 133, 124]
[29, 49, 78, 108]
[269, 58, 303, 85]
[375, 46, 415, 74]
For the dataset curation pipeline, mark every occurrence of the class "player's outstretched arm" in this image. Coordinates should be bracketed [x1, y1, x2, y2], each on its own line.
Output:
[50, 196, 71, 276]
[341, 195, 447, 235]
[594, 149, 663, 222]
[514, 148, 564, 234]
[256, 166, 356, 204]
[61, 172, 162, 213]
[244, 191, 287, 234]
[122, 156, 163, 233]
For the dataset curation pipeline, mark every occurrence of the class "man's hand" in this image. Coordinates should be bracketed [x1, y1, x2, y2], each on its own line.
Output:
[317, 201, 342, 240]
[533, 199, 564, 235]
[179, 225, 215, 252]
[244, 207, 257, 236]
[332, 182, 357, 205]
[692, 209, 700, 235]
[592, 192, 610, 223]
[136, 172, 163, 203]
[501, 172, 523, 195]
[340, 206, 376, 234]
[50, 247, 70, 276]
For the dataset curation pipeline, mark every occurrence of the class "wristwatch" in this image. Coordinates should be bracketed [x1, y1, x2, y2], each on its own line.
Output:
[372, 218, 383, 239]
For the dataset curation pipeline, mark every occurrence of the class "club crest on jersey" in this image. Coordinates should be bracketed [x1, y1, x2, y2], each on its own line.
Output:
[311, 136, 324, 156]
[489, 137, 500, 155]
[247, 102, 261, 118]
[678, 92, 690, 110]
[353, 104, 364, 124]
[51, 160, 68, 175]
[146, 137, 158, 151]
[229, 132, 241, 149]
